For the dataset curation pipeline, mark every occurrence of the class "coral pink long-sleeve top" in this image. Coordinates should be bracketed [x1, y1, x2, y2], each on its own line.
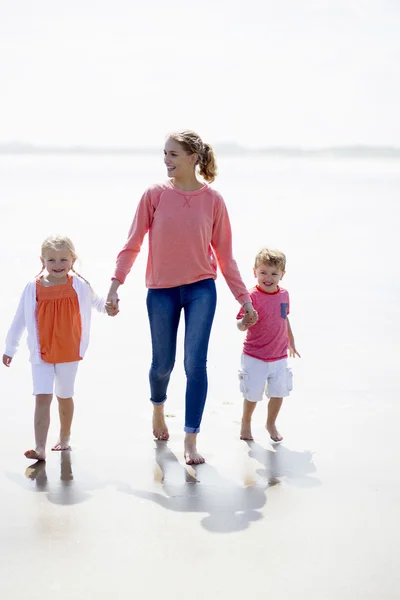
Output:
[113, 181, 251, 306]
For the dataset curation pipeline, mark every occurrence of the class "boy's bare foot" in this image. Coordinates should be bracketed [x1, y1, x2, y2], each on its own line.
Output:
[153, 405, 169, 440]
[24, 448, 46, 461]
[240, 421, 254, 441]
[266, 423, 283, 443]
[184, 434, 205, 465]
[52, 435, 71, 451]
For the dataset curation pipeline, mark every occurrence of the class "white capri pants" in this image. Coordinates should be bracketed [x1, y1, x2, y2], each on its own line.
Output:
[31, 361, 80, 398]
[238, 354, 293, 402]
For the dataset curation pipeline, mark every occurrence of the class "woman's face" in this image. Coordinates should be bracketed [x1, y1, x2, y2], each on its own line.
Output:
[163, 137, 197, 180]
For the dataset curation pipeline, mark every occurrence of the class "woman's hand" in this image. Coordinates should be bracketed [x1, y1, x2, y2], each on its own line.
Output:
[106, 284, 120, 317]
[242, 302, 258, 326]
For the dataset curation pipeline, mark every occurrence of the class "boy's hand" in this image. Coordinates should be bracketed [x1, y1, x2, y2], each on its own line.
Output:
[2, 354, 12, 367]
[288, 344, 301, 358]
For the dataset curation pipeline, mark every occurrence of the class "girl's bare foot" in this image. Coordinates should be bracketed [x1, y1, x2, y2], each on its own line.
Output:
[152, 404, 169, 440]
[24, 448, 46, 461]
[52, 435, 71, 451]
[240, 421, 254, 441]
[184, 433, 205, 465]
[266, 423, 283, 443]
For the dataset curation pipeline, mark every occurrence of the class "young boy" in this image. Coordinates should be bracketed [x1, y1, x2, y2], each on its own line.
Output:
[237, 248, 300, 443]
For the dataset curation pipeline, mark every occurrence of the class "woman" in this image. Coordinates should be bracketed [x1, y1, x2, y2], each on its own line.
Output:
[106, 130, 257, 464]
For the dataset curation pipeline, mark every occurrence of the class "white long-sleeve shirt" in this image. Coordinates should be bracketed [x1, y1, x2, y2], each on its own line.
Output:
[4, 275, 105, 364]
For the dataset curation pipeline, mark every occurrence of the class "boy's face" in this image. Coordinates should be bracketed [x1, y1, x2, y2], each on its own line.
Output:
[253, 262, 285, 293]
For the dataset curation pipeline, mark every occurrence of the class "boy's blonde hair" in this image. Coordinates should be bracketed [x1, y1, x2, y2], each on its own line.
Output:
[254, 248, 286, 272]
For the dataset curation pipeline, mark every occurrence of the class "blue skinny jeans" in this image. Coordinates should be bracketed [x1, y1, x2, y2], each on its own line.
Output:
[146, 278, 217, 433]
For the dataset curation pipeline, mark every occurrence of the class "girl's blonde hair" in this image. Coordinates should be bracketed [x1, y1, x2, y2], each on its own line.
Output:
[38, 235, 90, 286]
[41, 235, 77, 261]
[168, 130, 218, 183]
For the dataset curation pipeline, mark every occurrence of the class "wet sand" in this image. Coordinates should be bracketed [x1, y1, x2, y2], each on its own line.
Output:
[1, 155, 399, 598]
[1, 309, 399, 600]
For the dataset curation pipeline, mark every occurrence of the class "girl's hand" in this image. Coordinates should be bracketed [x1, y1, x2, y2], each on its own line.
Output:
[242, 302, 258, 326]
[106, 292, 120, 317]
[2, 354, 12, 367]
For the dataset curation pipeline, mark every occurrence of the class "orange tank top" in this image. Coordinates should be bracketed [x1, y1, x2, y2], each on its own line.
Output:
[36, 275, 82, 364]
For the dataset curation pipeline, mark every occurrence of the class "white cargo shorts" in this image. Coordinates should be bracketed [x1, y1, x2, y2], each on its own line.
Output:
[238, 354, 293, 402]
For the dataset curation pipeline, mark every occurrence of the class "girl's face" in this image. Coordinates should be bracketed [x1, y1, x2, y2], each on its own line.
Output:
[41, 248, 75, 280]
[163, 137, 197, 180]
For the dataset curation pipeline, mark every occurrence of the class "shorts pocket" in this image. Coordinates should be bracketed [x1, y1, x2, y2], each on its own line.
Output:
[238, 369, 248, 394]
[286, 367, 293, 392]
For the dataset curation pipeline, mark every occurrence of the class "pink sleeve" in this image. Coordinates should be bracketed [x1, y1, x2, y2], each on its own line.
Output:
[211, 194, 251, 306]
[113, 188, 155, 283]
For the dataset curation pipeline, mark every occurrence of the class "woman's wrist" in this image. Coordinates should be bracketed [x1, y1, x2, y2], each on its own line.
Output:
[109, 278, 121, 293]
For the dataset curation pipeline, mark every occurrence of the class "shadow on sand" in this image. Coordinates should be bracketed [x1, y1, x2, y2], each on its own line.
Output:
[116, 441, 319, 533]
[245, 441, 320, 488]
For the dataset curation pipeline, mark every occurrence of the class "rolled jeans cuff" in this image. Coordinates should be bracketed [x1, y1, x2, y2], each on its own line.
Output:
[184, 426, 200, 433]
[150, 396, 167, 405]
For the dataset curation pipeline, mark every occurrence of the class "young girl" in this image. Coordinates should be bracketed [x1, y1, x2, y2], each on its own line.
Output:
[2, 235, 106, 461]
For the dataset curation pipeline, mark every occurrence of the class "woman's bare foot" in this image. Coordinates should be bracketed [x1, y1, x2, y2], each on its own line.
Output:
[240, 421, 254, 441]
[266, 423, 283, 443]
[51, 435, 71, 451]
[152, 404, 169, 440]
[184, 433, 205, 465]
[24, 448, 46, 461]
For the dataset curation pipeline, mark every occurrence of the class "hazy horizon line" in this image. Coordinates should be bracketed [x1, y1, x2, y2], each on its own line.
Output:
[1, 141, 400, 157]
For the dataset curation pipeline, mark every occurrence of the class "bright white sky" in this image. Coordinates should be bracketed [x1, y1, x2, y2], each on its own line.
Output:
[0, 0, 399, 148]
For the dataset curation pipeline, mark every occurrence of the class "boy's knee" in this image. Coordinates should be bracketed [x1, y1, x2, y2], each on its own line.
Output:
[36, 394, 53, 404]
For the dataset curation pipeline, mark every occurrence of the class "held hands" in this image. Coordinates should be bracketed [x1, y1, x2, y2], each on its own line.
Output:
[242, 302, 258, 327]
[2, 354, 12, 367]
[105, 292, 120, 317]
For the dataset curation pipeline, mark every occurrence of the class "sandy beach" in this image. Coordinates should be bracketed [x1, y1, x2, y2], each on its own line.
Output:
[0, 155, 399, 599]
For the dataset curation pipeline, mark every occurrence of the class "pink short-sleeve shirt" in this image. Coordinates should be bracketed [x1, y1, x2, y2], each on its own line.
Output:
[237, 286, 290, 362]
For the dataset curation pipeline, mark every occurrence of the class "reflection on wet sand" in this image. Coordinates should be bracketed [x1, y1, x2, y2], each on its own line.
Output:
[117, 442, 267, 533]
[245, 441, 320, 488]
[6, 451, 92, 505]
[115, 440, 320, 533]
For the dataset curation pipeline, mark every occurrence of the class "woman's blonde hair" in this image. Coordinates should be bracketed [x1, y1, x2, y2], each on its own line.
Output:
[168, 130, 218, 183]
[38, 235, 90, 285]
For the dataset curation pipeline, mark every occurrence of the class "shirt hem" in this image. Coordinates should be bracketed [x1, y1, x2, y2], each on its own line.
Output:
[243, 351, 288, 363]
[146, 274, 217, 289]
